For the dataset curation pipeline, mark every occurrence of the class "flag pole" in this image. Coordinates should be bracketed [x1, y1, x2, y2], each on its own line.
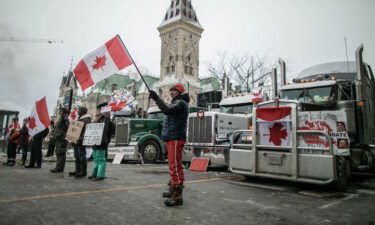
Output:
[116, 35, 151, 91]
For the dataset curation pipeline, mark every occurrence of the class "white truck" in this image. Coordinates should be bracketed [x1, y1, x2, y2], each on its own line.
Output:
[229, 44, 375, 189]
[183, 91, 265, 166]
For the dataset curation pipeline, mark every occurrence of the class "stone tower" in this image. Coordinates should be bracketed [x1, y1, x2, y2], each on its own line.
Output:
[157, 0, 204, 106]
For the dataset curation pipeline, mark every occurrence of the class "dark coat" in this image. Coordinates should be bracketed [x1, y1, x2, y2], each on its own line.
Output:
[54, 117, 69, 148]
[18, 124, 29, 146]
[92, 116, 113, 151]
[155, 93, 190, 141]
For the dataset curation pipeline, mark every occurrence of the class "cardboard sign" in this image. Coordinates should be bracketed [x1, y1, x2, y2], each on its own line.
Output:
[112, 151, 125, 164]
[65, 120, 84, 143]
[189, 157, 209, 172]
[83, 123, 105, 146]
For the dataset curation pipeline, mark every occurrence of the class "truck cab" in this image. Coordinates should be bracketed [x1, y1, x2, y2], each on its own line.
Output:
[108, 105, 204, 163]
[229, 45, 375, 189]
[183, 91, 265, 166]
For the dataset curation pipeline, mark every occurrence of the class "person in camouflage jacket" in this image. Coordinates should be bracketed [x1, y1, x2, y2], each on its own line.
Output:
[50, 108, 70, 173]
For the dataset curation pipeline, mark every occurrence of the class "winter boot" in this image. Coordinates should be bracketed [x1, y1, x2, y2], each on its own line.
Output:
[68, 171, 78, 177]
[164, 185, 184, 207]
[162, 181, 172, 198]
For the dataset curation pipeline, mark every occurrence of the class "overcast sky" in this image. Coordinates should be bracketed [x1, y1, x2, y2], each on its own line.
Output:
[1, 0, 374, 120]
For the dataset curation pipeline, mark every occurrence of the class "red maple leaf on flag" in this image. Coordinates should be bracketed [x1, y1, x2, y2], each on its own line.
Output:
[92, 55, 107, 71]
[269, 122, 288, 146]
[29, 117, 36, 129]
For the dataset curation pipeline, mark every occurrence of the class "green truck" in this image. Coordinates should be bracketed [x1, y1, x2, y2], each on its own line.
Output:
[107, 105, 204, 163]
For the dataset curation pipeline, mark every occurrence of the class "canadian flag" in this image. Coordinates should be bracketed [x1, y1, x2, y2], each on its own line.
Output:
[256, 107, 291, 146]
[108, 88, 134, 112]
[73, 35, 133, 91]
[69, 107, 79, 121]
[28, 97, 51, 137]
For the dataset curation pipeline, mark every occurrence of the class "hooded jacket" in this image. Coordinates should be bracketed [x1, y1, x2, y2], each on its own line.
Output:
[155, 93, 190, 141]
[76, 114, 92, 145]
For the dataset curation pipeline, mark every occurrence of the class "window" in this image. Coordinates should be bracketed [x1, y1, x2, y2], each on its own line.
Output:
[167, 66, 170, 73]
[171, 1, 174, 8]
[176, 9, 180, 15]
[170, 11, 174, 18]
[169, 55, 173, 62]
[172, 65, 175, 72]
[183, 9, 186, 16]
[282, 86, 337, 103]
[176, 0, 180, 6]
[182, 0, 186, 6]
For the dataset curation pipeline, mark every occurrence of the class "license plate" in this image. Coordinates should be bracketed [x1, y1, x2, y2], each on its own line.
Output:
[267, 155, 283, 165]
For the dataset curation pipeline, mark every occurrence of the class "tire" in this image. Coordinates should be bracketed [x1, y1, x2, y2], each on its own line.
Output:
[331, 156, 350, 191]
[140, 140, 160, 164]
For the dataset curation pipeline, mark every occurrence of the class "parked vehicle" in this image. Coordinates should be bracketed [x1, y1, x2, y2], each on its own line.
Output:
[229, 44, 375, 189]
[183, 90, 266, 166]
[108, 105, 204, 163]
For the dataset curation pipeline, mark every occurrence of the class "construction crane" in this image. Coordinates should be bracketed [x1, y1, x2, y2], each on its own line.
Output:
[0, 36, 63, 44]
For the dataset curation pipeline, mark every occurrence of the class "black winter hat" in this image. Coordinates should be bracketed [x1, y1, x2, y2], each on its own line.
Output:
[96, 102, 108, 109]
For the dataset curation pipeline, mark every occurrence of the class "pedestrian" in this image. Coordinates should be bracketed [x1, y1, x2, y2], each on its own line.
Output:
[50, 108, 70, 173]
[149, 83, 189, 207]
[45, 120, 56, 157]
[69, 106, 91, 178]
[88, 102, 112, 181]
[25, 127, 49, 169]
[18, 118, 30, 166]
[3, 118, 20, 166]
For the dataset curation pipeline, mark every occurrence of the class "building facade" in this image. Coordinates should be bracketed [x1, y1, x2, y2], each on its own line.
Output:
[156, 0, 204, 106]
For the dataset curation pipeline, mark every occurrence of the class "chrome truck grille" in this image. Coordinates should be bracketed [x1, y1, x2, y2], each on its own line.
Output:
[187, 116, 213, 144]
[114, 122, 129, 145]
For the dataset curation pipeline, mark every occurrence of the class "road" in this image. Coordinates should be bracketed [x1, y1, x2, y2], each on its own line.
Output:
[0, 157, 375, 225]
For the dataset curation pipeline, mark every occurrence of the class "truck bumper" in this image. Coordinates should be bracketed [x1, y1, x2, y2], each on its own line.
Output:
[183, 145, 229, 166]
[107, 145, 139, 161]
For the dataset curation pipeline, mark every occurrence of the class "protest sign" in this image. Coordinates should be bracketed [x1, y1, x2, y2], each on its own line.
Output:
[83, 123, 105, 146]
[65, 120, 84, 143]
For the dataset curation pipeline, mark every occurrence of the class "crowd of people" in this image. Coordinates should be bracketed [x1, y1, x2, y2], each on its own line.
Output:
[2, 83, 189, 207]
[2, 103, 113, 181]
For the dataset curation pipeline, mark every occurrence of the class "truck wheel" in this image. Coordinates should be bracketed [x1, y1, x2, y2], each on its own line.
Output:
[140, 140, 160, 164]
[331, 156, 350, 191]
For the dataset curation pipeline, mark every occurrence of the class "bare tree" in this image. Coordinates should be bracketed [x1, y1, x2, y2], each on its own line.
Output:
[206, 51, 241, 86]
[207, 51, 276, 92]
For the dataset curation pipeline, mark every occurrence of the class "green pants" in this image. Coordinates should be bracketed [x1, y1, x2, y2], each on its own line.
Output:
[92, 150, 106, 178]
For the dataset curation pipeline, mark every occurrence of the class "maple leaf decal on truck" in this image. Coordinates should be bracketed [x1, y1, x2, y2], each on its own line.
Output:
[92, 55, 107, 71]
[269, 122, 288, 146]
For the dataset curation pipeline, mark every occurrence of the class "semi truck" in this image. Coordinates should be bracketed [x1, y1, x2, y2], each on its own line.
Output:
[183, 90, 266, 166]
[229, 44, 375, 189]
[108, 105, 204, 163]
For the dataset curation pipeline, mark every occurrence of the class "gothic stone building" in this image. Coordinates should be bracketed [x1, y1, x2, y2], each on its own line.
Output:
[156, 0, 204, 106]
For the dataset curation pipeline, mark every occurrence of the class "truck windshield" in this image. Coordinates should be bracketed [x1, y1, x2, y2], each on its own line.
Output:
[281, 86, 336, 103]
[147, 112, 165, 119]
[220, 103, 253, 114]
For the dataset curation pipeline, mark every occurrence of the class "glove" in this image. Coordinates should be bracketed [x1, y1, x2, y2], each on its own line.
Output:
[149, 90, 160, 101]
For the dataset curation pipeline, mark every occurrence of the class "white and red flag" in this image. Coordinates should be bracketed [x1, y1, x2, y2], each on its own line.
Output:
[69, 107, 79, 121]
[73, 35, 133, 91]
[28, 97, 51, 137]
[100, 88, 135, 113]
[256, 107, 291, 146]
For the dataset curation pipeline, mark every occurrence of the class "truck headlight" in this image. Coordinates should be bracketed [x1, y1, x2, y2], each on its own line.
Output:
[130, 136, 137, 142]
